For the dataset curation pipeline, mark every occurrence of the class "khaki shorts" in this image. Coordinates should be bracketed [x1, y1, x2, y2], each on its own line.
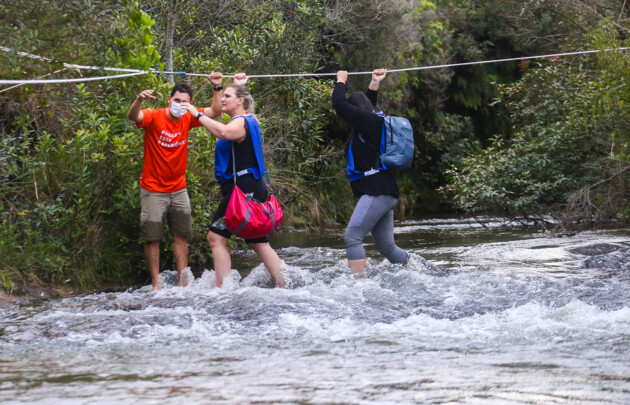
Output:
[140, 187, 192, 241]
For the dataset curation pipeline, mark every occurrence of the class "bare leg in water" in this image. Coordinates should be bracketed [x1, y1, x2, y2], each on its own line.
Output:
[348, 258, 366, 278]
[207, 231, 232, 287]
[207, 231, 286, 288]
[248, 242, 286, 288]
[173, 235, 189, 286]
[145, 240, 161, 291]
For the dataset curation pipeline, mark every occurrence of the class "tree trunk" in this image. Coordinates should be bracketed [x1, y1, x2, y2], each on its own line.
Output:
[164, 10, 177, 85]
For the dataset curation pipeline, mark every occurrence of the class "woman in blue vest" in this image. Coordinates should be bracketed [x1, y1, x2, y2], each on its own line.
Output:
[332, 69, 409, 277]
[182, 75, 286, 288]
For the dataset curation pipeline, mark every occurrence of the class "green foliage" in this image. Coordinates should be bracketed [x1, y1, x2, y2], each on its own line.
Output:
[0, 0, 161, 288]
[447, 22, 630, 222]
[0, 0, 122, 76]
[424, 112, 481, 173]
[112, 5, 162, 71]
[0, 81, 150, 286]
[3, 0, 630, 292]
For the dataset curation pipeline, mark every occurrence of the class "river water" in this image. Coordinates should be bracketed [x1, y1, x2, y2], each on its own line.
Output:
[1, 217, 629, 404]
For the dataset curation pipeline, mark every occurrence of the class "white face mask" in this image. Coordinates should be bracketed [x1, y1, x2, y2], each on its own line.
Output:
[170, 102, 186, 118]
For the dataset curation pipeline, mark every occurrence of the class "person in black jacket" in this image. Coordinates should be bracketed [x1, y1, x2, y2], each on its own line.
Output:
[332, 69, 409, 277]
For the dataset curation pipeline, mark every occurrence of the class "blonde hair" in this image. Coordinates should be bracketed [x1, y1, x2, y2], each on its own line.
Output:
[228, 84, 255, 115]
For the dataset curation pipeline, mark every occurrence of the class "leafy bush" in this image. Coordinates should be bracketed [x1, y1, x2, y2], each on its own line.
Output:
[447, 23, 630, 225]
[3, 1, 630, 292]
[0, 4, 163, 288]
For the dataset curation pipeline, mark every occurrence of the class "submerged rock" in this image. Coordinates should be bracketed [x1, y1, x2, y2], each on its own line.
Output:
[571, 244, 630, 271]
[584, 255, 623, 269]
[21, 285, 57, 299]
[0, 289, 9, 305]
[0, 284, 64, 306]
[568, 243, 623, 256]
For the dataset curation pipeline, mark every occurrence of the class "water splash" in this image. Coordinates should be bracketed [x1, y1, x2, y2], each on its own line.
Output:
[1, 220, 629, 404]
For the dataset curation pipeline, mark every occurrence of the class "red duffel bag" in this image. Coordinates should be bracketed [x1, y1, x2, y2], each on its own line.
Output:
[225, 185, 283, 239]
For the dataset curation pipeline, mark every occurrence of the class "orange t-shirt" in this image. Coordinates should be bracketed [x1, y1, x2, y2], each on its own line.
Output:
[137, 107, 204, 193]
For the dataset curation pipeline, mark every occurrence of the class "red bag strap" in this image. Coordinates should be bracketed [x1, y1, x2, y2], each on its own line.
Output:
[260, 201, 276, 230]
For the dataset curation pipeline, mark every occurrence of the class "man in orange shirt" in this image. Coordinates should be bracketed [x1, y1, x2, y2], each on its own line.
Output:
[127, 74, 225, 291]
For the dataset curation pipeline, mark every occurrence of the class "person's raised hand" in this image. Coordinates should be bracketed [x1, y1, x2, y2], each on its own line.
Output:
[336, 70, 348, 84]
[137, 89, 156, 101]
[233, 73, 248, 86]
[207, 72, 223, 88]
[180, 101, 198, 115]
[372, 69, 387, 82]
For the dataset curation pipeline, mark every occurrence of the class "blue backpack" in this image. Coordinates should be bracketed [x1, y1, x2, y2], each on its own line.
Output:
[376, 113, 414, 170]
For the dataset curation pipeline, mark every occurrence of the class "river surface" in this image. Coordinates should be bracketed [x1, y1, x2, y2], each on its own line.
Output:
[1, 217, 630, 404]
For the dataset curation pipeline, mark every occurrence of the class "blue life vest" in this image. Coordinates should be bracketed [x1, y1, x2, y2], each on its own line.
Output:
[215, 115, 267, 184]
[346, 115, 389, 182]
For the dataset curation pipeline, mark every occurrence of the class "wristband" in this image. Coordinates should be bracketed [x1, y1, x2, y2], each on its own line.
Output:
[213, 86, 224, 91]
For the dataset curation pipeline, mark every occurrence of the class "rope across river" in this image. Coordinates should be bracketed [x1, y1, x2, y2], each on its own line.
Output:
[1, 46, 629, 85]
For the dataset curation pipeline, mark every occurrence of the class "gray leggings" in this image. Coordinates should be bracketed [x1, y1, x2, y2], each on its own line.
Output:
[344, 194, 409, 264]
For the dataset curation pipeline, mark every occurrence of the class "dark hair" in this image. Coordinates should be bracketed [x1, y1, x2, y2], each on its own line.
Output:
[345, 92, 378, 148]
[227, 84, 255, 115]
[170, 82, 193, 98]
[348, 92, 377, 113]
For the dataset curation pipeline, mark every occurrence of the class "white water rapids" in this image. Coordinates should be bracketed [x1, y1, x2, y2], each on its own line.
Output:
[1, 218, 629, 404]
